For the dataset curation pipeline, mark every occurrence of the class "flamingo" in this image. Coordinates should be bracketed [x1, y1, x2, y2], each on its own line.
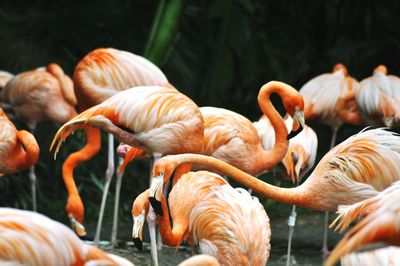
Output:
[132, 171, 271, 266]
[0, 207, 133, 266]
[254, 114, 318, 265]
[148, 81, 305, 207]
[337, 65, 400, 128]
[0, 70, 13, 90]
[177, 254, 219, 266]
[0, 63, 77, 211]
[60, 47, 170, 247]
[299, 63, 362, 253]
[0, 107, 39, 175]
[148, 128, 400, 261]
[51, 85, 204, 266]
[339, 247, 400, 266]
[325, 181, 400, 266]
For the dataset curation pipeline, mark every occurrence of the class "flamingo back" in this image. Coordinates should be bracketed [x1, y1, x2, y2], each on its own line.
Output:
[300, 69, 358, 127]
[73, 48, 169, 109]
[189, 184, 271, 266]
[340, 247, 400, 266]
[52, 86, 204, 157]
[0, 71, 13, 90]
[356, 71, 397, 126]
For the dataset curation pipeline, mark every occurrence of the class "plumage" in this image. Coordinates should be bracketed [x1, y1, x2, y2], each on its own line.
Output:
[353, 65, 398, 127]
[340, 246, 400, 266]
[0, 71, 13, 90]
[0, 108, 39, 175]
[1, 63, 77, 129]
[325, 181, 400, 266]
[0, 207, 133, 266]
[132, 171, 271, 266]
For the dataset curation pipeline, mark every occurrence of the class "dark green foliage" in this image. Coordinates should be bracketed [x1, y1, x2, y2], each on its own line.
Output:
[0, 0, 399, 230]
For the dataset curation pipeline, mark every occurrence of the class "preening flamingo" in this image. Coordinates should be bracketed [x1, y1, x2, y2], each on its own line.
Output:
[51, 85, 203, 265]
[0, 108, 39, 175]
[132, 171, 271, 266]
[149, 81, 305, 208]
[325, 181, 400, 266]
[149, 128, 400, 260]
[338, 65, 400, 128]
[300, 63, 361, 253]
[0, 207, 133, 266]
[59, 47, 170, 247]
[254, 114, 318, 265]
[0, 63, 77, 211]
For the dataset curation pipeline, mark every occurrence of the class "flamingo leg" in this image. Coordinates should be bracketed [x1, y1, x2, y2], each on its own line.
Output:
[322, 126, 339, 257]
[286, 179, 300, 266]
[148, 157, 160, 266]
[28, 124, 37, 212]
[111, 157, 124, 247]
[94, 134, 115, 246]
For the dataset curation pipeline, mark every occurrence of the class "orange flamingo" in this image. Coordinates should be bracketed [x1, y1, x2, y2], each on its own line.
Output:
[132, 171, 271, 266]
[177, 254, 219, 266]
[254, 114, 318, 265]
[0, 207, 133, 266]
[300, 63, 362, 253]
[0, 107, 39, 175]
[51, 85, 204, 265]
[148, 128, 400, 259]
[0, 63, 77, 211]
[148, 81, 305, 207]
[60, 47, 170, 247]
[0, 70, 13, 90]
[325, 181, 400, 265]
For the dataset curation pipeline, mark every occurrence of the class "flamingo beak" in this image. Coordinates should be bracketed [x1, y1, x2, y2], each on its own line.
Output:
[148, 173, 164, 216]
[132, 211, 145, 251]
[69, 215, 87, 236]
[288, 108, 305, 139]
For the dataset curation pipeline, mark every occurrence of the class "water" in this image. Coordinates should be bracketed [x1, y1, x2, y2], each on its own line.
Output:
[93, 213, 341, 265]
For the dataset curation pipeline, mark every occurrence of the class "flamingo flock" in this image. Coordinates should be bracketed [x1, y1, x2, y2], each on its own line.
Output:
[0, 49, 400, 266]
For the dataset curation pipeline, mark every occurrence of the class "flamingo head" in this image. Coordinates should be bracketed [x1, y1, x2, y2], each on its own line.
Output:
[66, 194, 86, 236]
[132, 190, 150, 251]
[333, 63, 348, 76]
[283, 94, 305, 138]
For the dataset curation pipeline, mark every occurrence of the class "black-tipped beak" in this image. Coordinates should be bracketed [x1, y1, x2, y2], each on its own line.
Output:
[149, 197, 163, 216]
[133, 237, 143, 251]
[287, 123, 304, 140]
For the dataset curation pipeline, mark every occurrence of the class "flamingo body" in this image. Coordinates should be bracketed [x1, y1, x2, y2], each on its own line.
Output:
[0, 71, 13, 90]
[0, 208, 133, 266]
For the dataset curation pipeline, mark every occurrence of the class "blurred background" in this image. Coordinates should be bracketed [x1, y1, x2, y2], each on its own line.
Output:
[0, 0, 399, 244]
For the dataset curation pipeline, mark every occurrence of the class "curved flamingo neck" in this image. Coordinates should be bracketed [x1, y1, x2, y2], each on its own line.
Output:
[335, 90, 363, 126]
[374, 65, 387, 75]
[257, 82, 291, 171]
[157, 195, 187, 246]
[62, 126, 101, 197]
[165, 154, 314, 209]
[15, 130, 39, 170]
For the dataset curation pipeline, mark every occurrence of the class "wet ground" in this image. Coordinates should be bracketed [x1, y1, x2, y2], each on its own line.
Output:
[89, 212, 342, 265]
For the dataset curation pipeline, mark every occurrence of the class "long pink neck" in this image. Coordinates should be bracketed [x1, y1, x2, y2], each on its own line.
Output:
[256, 82, 292, 171]
[169, 154, 317, 209]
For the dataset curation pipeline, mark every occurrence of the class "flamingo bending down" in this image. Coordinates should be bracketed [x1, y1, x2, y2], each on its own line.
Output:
[51, 85, 203, 265]
[325, 181, 400, 266]
[254, 114, 318, 265]
[0, 207, 133, 266]
[148, 128, 400, 258]
[300, 63, 362, 253]
[60, 47, 170, 247]
[132, 171, 271, 266]
[0, 63, 77, 211]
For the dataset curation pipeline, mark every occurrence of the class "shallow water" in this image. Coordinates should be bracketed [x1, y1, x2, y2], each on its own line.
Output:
[92, 213, 341, 265]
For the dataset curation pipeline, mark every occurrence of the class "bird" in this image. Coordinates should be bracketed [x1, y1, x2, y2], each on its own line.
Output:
[51, 85, 204, 265]
[299, 63, 362, 254]
[0, 207, 133, 266]
[254, 114, 318, 265]
[177, 254, 220, 266]
[58, 47, 170, 247]
[338, 65, 399, 128]
[132, 170, 271, 266]
[337, 246, 400, 266]
[148, 80, 305, 207]
[0, 107, 39, 175]
[325, 181, 400, 266]
[0, 70, 13, 91]
[148, 128, 400, 259]
[0, 63, 77, 212]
